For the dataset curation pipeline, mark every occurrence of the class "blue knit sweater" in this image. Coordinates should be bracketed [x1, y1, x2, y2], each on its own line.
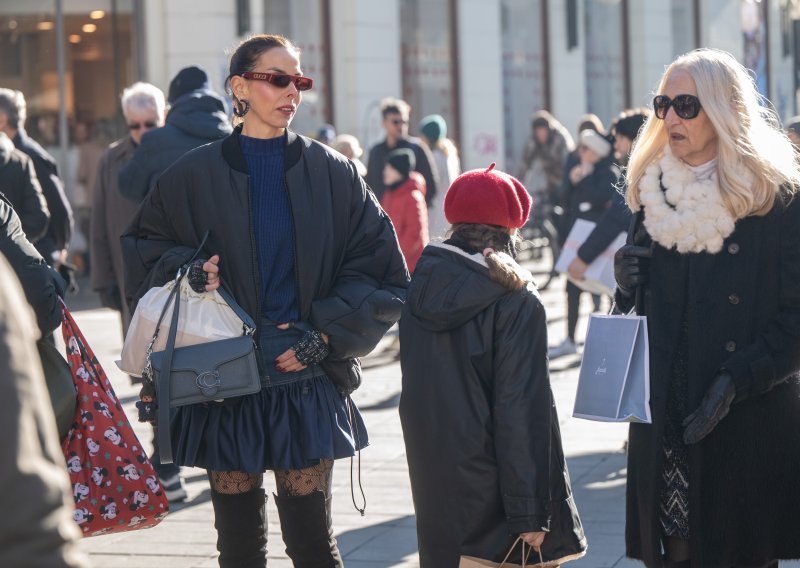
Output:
[239, 133, 298, 322]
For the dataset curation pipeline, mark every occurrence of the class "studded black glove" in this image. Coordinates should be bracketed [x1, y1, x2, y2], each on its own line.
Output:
[614, 244, 652, 298]
[292, 329, 330, 366]
[186, 259, 209, 293]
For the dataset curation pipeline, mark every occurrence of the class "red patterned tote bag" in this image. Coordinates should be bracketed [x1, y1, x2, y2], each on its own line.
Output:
[59, 301, 169, 536]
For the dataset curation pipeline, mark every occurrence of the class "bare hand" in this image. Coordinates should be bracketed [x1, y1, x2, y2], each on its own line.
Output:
[274, 323, 329, 373]
[520, 531, 545, 550]
[567, 257, 588, 281]
[569, 165, 584, 185]
[203, 255, 220, 292]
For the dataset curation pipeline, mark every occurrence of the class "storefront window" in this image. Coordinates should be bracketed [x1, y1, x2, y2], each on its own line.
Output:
[500, 0, 545, 176]
[264, 0, 331, 138]
[742, 0, 769, 98]
[0, 1, 136, 144]
[399, 0, 456, 139]
[584, 0, 626, 126]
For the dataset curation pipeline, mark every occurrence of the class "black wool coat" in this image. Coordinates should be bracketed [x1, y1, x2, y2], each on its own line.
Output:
[122, 127, 409, 390]
[0, 133, 49, 242]
[616, 191, 800, 568]
[399, 243, 587, 568]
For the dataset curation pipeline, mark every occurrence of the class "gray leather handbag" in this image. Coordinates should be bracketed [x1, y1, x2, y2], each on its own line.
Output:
[144, 234, 260, 464]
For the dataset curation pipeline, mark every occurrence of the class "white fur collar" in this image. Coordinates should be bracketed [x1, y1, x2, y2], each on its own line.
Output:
[636, 150, 737, 254]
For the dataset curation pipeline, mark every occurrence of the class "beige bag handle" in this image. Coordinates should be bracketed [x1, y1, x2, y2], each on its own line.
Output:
[498, 536, 545, 567]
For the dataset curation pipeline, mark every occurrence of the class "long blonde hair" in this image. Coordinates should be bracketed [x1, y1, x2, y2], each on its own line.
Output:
[626, 48, 800, 219]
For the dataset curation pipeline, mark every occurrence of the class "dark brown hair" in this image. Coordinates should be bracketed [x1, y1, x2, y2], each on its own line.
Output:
[226, 34, 299, 114]
[450, 224, 530, 291]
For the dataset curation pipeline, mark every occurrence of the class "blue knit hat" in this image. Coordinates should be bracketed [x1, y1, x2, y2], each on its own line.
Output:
[419, 114, 446, 142]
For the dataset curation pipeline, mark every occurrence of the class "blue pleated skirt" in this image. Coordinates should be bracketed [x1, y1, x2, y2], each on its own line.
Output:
[168, 320, 369, 473]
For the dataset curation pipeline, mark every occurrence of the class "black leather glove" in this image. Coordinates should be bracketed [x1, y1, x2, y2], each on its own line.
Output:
[97, 286, 122, 312]
[682, 371, 736, 444]
[57, 262, 79, 295]
[614, 245, 652, 298]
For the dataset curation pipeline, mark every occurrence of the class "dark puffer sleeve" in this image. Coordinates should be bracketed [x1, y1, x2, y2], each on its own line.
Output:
[492, 290, 553, 534]
[309, 166, 410, 359]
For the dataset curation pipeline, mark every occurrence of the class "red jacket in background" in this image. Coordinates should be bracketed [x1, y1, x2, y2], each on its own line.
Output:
[381, 172, 429, 273]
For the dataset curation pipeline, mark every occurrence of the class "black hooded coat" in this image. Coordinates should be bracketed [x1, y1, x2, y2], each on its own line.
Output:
[399, 242, 587, 567]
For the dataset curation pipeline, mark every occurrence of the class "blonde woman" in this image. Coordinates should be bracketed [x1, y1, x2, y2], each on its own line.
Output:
[614, 48, 800, 568]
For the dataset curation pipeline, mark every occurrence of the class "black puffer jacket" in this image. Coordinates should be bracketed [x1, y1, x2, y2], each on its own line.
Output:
[0, 195, 63, 336]
[122, 127, 409, 390]
[118, 90, 233, 203]
[13, 130, 72, 260]
[0, 133, 49, 242]
[399, 243, 587, 567]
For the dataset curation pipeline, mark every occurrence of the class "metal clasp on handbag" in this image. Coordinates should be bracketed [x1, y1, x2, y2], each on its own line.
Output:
[195, 370, 221, 397]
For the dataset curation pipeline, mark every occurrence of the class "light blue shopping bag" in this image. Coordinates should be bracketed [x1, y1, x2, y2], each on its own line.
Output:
[573, 314, 651, 423]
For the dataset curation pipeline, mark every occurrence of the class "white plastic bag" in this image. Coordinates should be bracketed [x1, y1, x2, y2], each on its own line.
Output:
[117, 278, 245, 377]
[554, 219, 626, 296]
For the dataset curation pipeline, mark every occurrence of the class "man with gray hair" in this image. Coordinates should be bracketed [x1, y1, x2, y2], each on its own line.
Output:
[0, 88, 73, 270]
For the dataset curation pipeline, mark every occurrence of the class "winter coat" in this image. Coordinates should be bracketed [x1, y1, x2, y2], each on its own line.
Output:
[0, 195, 63, 337]
[576, 190, 631, 264]
[0, 132, 49, 242]
[562, 156, 619, 245]
[427, 143, 461, 240]
[399, 242, 587, 568]
[519, 127, 573, 197]
[118, 90, 233, 203]
[13, 129, 73, 261]
[616, 191, 800, 567]
[90, 136, 139, 331]
[380, 172, 429, 273]
[122, 126, 409, 390]
[366, 137, 438, 205]
[0, 254, 90, 568]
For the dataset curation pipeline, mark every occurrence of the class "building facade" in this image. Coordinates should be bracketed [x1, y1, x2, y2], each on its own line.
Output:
[1, 0, 798, 175]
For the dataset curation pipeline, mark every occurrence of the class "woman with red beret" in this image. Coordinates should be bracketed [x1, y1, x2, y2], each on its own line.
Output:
[399, 164, 587, 567]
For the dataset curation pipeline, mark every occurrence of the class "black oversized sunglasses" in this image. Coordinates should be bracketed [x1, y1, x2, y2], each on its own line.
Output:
[653, 94, 702, 120]
[241, 72, 313, 91]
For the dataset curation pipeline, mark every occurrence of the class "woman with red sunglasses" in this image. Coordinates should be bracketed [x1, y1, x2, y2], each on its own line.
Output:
[123, 34, 408, 568]
[614, 48, 800, 568]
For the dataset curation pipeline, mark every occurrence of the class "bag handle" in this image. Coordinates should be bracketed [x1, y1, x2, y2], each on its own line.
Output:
[497, 536, 544, 567]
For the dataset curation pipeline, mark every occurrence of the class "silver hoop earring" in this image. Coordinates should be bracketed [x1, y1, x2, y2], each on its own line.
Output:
[233, 99, 250, 118]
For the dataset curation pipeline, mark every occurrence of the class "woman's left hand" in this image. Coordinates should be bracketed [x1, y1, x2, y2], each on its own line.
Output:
[520, 531, 546, 550]
[275, 323, 329, 373]
[567, 257, 588, 280]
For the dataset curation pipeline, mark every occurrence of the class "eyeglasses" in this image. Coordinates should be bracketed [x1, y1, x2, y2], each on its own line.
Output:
[390, 118, 408, 126]
[653, 94, 702, 120]
[241, 72, 313, 91]
[128, 121, 157, 130]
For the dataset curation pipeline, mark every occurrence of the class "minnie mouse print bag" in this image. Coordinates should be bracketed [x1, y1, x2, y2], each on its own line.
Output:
[59, 301, 169, 536]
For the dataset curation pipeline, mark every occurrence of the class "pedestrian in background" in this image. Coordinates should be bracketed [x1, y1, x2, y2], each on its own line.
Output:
[0, 252, 90, 568]
[615, 48, 800, 567]
[381, 148, 428, 273]
[331, 133, 367, 177]
[785, 115, 800, 153]
[365, 97, 438, 204]
[123, 34, 408, 568]
[118, 65, 232, 203]
[567, 108, 649, 284]
[399, 164, 587, 567]
[0, 131, 49, 243]
[0, 88, 73, 271]
[419, 113, 460, 240]
[516, 110, 573, 204]
[91, 82, 166, 335]
[549, 129, 618, 359]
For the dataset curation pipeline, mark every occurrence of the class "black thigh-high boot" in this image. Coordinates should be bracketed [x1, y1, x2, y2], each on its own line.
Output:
[274, 490, 343, 568]
[210, 488, 268, 568]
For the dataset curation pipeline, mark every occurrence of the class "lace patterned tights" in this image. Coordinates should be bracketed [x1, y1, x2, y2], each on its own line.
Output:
[208, 459, 333, 497]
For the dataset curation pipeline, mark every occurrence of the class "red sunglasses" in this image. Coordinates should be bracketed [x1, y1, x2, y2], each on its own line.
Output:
[241, 72, 313, 91]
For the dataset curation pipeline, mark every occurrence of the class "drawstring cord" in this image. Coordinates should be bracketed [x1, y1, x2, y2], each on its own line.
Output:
[345, 394, 366, 515]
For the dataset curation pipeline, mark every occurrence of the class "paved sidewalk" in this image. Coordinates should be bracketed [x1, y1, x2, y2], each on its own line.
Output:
[65, 272, 798, 568]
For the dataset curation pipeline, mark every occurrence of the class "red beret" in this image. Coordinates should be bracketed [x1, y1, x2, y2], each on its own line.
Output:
[444, 163, 532, 229]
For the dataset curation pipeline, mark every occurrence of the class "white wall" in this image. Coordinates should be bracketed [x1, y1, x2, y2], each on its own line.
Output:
[768, 0, 797, 121]
[330, 0, 402, 150]
[701, 0, 743, 60]
[457, 0, 505, 170]
[627, 1, 674, 109]
[547, 0, 587, 138]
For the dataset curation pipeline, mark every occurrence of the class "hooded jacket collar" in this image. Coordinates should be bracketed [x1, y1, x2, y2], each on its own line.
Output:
[222, 123, 302, 174]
